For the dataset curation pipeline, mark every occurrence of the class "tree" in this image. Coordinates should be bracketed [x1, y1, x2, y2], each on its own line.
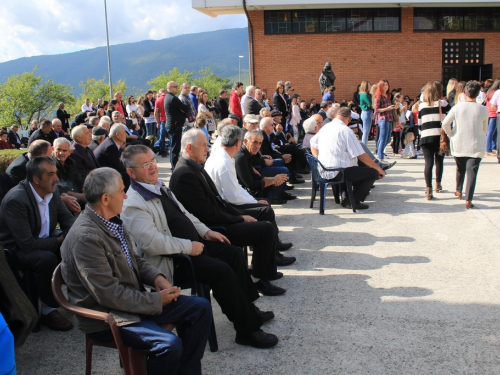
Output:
[68, 77, 128, 116]
[147, 68, 194, 92]
[0, 67, 74, 128]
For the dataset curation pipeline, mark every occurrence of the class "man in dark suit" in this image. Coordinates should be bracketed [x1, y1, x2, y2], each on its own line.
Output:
[70, 125, 99, 185]
[28, 119, 57, 146]
[7, 125, 25, 149]
[5, 140, 52, 189]
[0, 156, 75, 331]
[217, 89, 229, 119]
[243, 86, 263, 116]
[170, 129, 292, 292]
[94, 124, 130, 189]
[164, 81, 189, 169]
[88, 126, 108, 152]
[56, 102, 71, 132]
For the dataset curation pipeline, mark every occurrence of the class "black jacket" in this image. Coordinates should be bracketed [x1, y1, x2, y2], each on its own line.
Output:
[93, 137, 130, 189]
[7, 130, 22, 149]
[244, 97, 263, 116]
[143, 99, 155, 118]
[234, 145, 265, 195]
[169, 157, 244, 225]
[27, 129, 56, 146]
[217, 97, 229, 119]
[70, 142, 100, 185]
[260, 133, 281, 159]
[5, 153, 29, 189]
[57, 108, 71, 131]
[164, 92, 189, 131]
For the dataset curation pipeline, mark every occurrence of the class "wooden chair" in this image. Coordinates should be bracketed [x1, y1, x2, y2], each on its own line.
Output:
[51, 264, 147, 375]
[305, 153, 356, 214]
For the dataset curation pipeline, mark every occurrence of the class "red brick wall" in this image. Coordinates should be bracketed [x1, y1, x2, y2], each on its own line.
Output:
[248, 8, 500, 104]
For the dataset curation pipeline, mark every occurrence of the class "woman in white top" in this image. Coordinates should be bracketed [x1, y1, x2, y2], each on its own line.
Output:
[288, 94, 301, 141]
[442, 80, 489, 209]
[198, 91, 216, 135]
[126, 95, 138, 116]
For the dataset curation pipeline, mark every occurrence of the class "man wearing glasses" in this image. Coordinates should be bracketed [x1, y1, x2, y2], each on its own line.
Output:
[164, 81, 189, 169]
[310, 107, 386, 210]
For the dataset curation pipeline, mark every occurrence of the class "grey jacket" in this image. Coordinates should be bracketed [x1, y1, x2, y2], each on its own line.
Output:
[61, 208, 164, 333]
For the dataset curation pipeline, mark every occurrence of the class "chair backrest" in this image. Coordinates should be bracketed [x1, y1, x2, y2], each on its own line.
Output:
[305, 153, 326, 184]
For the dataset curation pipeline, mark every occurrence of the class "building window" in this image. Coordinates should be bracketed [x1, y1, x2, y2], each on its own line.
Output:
[264, 11, 292, 34]
[264, 9, 400, 34]
[414, 8, 500, 31]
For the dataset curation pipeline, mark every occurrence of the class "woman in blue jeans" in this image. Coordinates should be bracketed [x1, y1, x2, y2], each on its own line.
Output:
[359, 81, 373, 145]
[374, 79, 396, 160]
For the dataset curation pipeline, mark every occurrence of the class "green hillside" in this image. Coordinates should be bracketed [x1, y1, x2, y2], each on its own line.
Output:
[0, 28, 250, 94]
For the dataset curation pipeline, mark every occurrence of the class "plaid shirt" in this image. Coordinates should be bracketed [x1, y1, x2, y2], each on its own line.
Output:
[88, 206, 134, 271]
[374, 96, 394, 123]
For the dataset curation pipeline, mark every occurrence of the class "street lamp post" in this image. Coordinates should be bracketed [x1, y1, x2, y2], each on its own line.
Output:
[104, 0, 113, 101]
[238, 55, 244, 82]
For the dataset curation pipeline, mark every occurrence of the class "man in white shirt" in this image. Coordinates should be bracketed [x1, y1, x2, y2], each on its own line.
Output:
[81, 98, 92, 113]
[310, 107, 385, 209]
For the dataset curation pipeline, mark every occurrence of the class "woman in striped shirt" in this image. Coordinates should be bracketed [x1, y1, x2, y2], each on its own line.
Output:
[418, 81, 451, 200]
[374, 79, 396, 161]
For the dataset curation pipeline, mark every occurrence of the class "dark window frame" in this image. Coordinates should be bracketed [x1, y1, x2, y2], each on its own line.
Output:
[264, 8, 401, 35]
[414, 7, 500, 32]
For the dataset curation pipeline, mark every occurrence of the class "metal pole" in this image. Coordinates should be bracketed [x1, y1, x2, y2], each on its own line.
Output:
[238, 55, 244, 82]
[104, 0, 113, 101]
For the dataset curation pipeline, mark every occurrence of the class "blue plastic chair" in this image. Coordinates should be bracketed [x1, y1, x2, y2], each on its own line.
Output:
[305, 153, 356, 214]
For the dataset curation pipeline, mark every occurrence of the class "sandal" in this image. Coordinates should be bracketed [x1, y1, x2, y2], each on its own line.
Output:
[454, 191, 462, 200]
[465, 201, 474, 209]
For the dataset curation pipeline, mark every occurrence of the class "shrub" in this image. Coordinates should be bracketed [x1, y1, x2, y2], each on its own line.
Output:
[0, 149, 25, 174]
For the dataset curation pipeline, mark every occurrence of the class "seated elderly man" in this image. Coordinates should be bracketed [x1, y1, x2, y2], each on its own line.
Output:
[121, 146, 280, 349]
[70, 125, 100, 184]
[52, 137, 83, 213]
[243, 86, 263, 116]
[204, 127, 296, 266]
[88, 126, 108, 152]
[8, 124, 26, 149]
[311, 107, 386, 210]
[0, 156, 75, 331]
[28, 119, 56, 146]
[6, 140, 52, 189]
[94, 123, 130, 189]
[51, 118, 70, 140]
[301, 114, 325, 150]
[170, 128, 289, 291]
[61, 168, 211, 375]
[111, 111, 150, 147]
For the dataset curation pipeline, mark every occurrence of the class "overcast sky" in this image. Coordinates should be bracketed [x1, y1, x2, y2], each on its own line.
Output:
[0, 0, 247, 63]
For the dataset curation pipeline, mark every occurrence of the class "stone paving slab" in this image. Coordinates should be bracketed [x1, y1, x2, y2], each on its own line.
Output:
[15, 148, 500, 374]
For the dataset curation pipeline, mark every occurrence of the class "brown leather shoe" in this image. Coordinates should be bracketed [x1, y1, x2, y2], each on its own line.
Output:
[40, 310, 74, 331]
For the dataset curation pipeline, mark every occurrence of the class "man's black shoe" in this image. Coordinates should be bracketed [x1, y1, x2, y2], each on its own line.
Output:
[276, 252, 296, 266]
[254, 279, 286, 296]
[298, 168, 310, 174]
[285, 184, 294, 190]
[279, 191, 297, 200]
[270, 198, 287, 205]
[253, 304, 275, 323]
[294, 173, 304, 179]
[381, 161, 397, 171]
[276, 241, 293, 251]
[268, 271, 283, 280]
[235, 329, 279, 348]
[289, 177, 305, 184]
[341, 200, 369, 210]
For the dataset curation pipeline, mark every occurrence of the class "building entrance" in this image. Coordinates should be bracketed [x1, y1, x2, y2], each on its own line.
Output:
[442, 39, 492, 85]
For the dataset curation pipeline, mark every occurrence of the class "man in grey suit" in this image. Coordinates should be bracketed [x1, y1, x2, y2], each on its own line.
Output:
[0, 156, 75, 331]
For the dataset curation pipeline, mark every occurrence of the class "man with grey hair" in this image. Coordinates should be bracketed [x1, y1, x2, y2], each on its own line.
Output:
[56, 102, 71, 132]
[52, 137, 83, 212]
[243, 86, 263, 116]
[323, 106, 339, 126]
[94, 123, 130, 189]
[302, 114, 324, 150]
[121, 144, 280, 348]
[0, 156, 75, 331]
[178, 83, 196, 126]
[171, 128, 286, 295]
[61, 167, 211, 374]
[189, 85, 199, 114]
[70, 125, 99, 185]
[8, 124, 26, 149]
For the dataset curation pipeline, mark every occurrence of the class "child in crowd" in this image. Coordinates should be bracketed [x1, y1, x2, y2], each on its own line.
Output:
[195, 114, 211, 148]
[402, 131, 417, 159]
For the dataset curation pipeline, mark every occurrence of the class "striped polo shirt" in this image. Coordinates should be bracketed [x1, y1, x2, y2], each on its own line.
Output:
[418, 100, 451, 146]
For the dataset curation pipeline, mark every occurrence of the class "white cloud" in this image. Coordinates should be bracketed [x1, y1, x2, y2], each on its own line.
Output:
[0, 0, 246, 63]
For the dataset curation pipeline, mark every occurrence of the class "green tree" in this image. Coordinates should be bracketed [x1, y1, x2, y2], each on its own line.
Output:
[69, 77, 128, 115]
[147, 67, 194, 92]
[193, 67, 231, 100]
[0, 67, 74, 128]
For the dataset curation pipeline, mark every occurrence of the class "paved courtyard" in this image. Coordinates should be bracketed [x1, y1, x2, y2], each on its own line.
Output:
[15, 148, 500, 374]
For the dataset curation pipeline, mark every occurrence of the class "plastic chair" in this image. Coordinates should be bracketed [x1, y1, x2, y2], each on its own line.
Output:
[305, 153, 356, 215]
[51, 264, 147, 375]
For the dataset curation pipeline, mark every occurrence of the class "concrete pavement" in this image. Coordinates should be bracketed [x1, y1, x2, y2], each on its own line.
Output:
[15, 148, 500, 374]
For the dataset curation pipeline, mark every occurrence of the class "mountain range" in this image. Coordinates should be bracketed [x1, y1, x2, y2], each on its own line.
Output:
[0, 28, 250, 94]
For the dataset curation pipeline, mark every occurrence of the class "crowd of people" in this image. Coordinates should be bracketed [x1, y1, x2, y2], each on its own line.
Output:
[0, 74, 498, 374]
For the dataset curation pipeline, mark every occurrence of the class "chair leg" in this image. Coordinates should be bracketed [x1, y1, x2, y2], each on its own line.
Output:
[200, 284, 218, 352]
[85, 335, 93, 375]
[319, 182, 326, 215]
[332, 184, 340, 204]
[310, 182, 317, 208]
[345, 181, 356, 213]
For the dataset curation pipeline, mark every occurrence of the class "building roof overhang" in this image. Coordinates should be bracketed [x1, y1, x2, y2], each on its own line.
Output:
[192, 0, 500, 17]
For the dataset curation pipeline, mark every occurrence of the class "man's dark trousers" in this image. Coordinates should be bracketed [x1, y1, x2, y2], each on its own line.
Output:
[173, 241, 262, 335]
[332, 166, 378, 202]
[169, 126, 183, 169]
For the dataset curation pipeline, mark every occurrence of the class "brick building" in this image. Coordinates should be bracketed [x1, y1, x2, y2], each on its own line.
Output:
[193, 0, 500, 103]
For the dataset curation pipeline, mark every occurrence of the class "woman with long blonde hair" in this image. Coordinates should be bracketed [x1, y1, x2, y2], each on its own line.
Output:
[446, 78, 458, 106]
